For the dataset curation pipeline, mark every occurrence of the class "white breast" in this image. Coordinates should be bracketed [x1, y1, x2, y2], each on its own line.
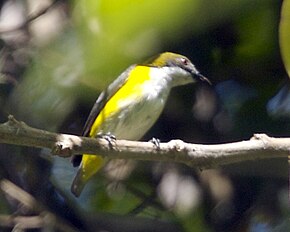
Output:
[98, 68, 172, 140]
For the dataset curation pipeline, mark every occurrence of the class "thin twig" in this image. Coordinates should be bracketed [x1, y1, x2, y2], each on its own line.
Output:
[0, 179, 78, 232]
[0, 215, 45, 229]
[0, 0, 61, 34]
[126, 185, 165, 215]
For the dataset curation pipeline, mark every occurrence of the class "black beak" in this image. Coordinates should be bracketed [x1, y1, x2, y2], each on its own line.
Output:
[195, 72, 211, 85]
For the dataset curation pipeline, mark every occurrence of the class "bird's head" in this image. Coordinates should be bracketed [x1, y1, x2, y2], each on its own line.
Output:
[144, 52, 210, 87]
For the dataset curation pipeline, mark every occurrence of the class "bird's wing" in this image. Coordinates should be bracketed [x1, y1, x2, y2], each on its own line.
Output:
[82, 64, 136, 136]
[72, 65, 136, 167]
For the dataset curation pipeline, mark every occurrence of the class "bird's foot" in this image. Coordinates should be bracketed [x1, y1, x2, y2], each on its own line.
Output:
[150, 137, 161, 150]
[97, 132, 116, 148]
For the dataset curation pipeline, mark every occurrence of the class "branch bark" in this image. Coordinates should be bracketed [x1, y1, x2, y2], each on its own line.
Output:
[0, 179, 78, 231]
[0, 115, 288, 169]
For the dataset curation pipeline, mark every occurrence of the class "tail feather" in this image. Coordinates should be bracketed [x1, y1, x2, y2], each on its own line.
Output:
[71, 154, 105, 197]
[71, 170, 86, 197]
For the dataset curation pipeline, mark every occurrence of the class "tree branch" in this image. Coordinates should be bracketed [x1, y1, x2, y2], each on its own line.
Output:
[0, 115, 288, 169]
[0, 0, 61, 34]
[0, 179, 78, 231]
[0, 215, 45, 230]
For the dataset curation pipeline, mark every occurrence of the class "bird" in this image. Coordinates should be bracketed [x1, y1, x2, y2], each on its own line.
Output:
[71, 52, 210, 197]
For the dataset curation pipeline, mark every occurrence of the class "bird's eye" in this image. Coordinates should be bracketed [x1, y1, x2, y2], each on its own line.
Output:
[180, 58, 189, 66]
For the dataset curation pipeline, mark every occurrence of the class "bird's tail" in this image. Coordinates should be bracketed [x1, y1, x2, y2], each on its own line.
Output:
[71, 154, 105, 197]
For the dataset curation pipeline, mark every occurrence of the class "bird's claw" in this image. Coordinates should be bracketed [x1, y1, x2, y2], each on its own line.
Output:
[97, 132, 116, 148]
[150, 137, 161, 150]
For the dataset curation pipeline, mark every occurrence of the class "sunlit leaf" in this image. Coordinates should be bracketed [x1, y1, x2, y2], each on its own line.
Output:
[280, 0, 290, 77]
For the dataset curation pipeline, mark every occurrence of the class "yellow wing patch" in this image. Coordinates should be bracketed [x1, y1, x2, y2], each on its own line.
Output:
[89, 65, 151, 138]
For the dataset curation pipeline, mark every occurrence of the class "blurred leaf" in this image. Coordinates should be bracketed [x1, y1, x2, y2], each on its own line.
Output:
[8, 30, 83, 130]
[280, 0, 290, 77]
[235, 3, 276, 61]
[73, 0, 255, 91]
[73, 0, 202, 89]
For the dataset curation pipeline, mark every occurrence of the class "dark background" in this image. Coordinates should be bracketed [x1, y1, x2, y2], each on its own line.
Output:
[0, 0, 289, 231]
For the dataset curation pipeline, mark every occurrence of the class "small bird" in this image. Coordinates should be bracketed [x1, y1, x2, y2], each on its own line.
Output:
[71, 52, 209, 197]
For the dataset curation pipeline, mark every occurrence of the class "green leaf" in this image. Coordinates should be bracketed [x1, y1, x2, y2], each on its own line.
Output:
[280, 0, 290, 77]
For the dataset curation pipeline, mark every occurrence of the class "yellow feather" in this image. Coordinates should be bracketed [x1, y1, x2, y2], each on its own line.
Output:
[89, 66, 151, 136]
[71, 66, 151, 196]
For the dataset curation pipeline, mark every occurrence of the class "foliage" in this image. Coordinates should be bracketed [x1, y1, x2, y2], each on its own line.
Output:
[0, 0, 289, 231]
[280, 0, 290, 77]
